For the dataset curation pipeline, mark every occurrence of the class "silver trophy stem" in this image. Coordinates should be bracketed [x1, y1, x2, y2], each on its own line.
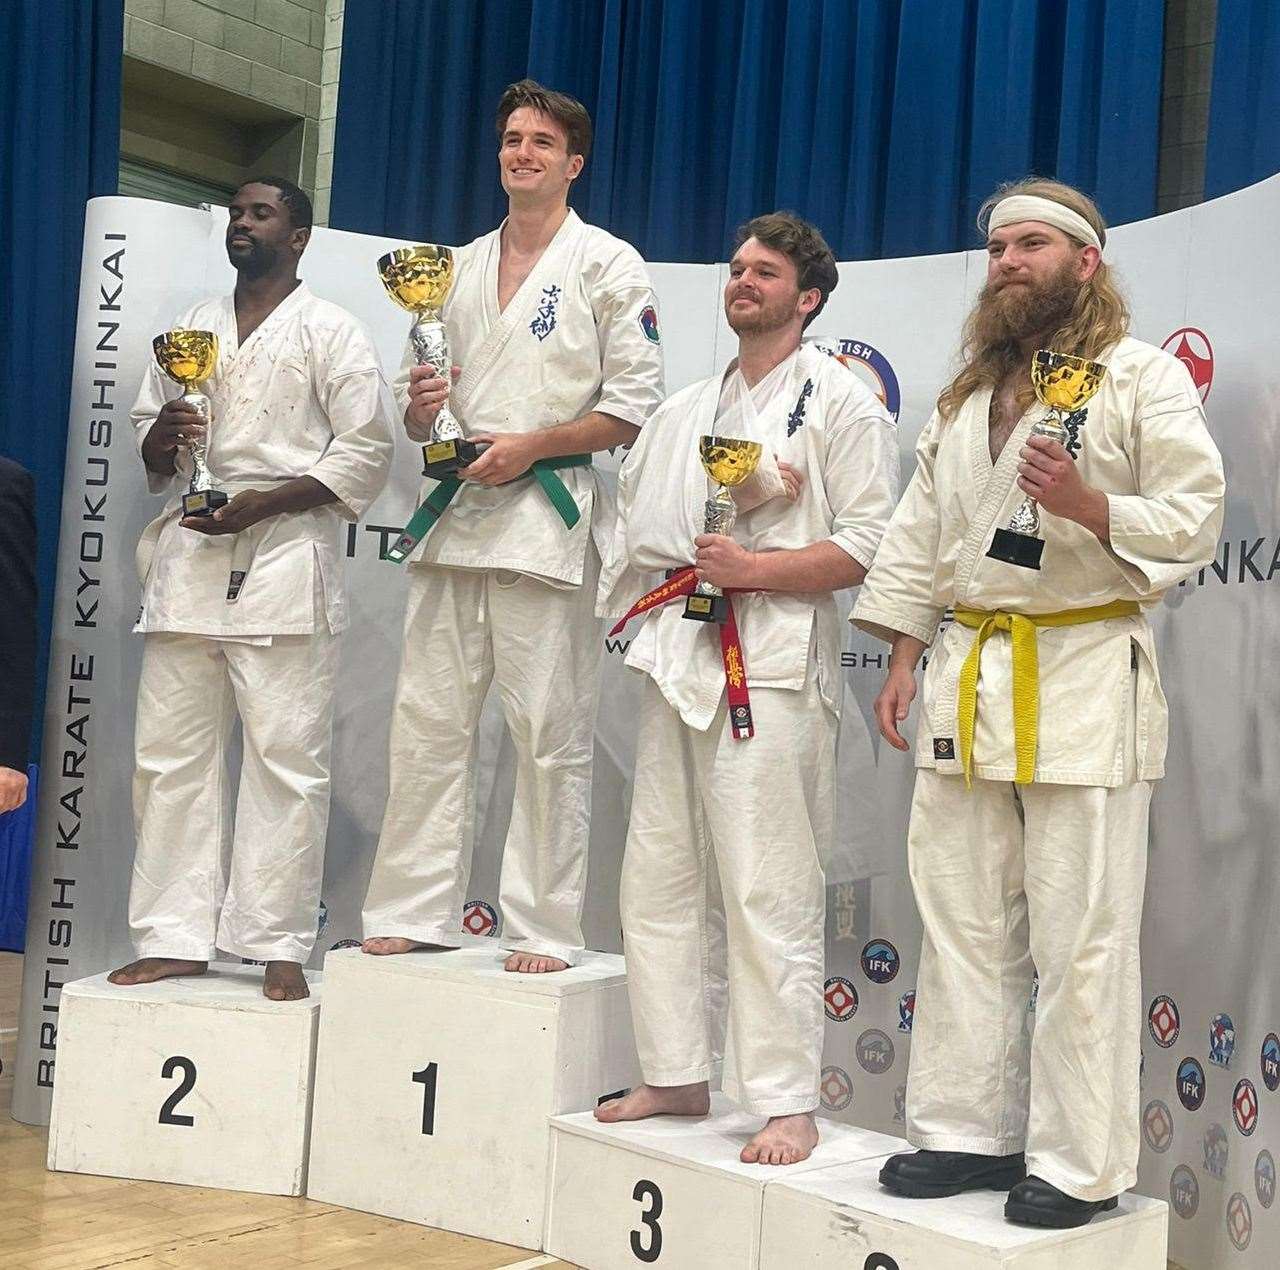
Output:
[181, 389, 215, 494]
[410, 313, 462, 442]
[1002, 409, 1071, 534]
[693, 487, 737, 599]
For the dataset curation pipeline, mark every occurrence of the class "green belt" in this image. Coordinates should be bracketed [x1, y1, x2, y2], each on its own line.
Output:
[384, 454, 592, 565]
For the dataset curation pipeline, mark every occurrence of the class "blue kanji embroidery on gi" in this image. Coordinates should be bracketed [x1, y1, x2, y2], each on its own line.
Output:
[1062, 406, 1089, 457]
[787, 378, 814, 436]
[530, 285, 562, 341]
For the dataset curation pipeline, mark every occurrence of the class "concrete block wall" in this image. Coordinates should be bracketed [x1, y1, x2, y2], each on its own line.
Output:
[313, 0, 344, 225]
[122, 0, 331, 198]
[1157, 0, 1216, 213]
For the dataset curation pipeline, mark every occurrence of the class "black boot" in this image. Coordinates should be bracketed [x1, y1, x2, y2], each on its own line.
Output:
[879, 1150, 1027, 1198]
[1004, 1175, 1119, 1227]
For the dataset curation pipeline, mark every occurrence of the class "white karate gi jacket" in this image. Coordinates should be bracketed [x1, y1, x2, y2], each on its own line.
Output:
[393, 209, 665, 585]
[600, 342, 900, 726]
[132, 283, 394, 636]
[853, 335, 1225, 785]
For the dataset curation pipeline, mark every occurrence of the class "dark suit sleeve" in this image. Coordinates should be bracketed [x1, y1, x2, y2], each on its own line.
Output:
[0, 460, 37, 772]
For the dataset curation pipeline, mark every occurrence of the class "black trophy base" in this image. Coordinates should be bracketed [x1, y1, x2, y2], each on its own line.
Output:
[182, 488, 228, 518]
[683, 592, 729, 623]
[987, 527, 1045, 570]
[422, 438, 489, 480]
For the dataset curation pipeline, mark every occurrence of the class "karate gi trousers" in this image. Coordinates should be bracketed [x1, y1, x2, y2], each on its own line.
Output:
[128, 628, 339, 963]
[905, 767, 1152, 1201]
[363, 556, 602, 965]
[620, 669, 836, 1117]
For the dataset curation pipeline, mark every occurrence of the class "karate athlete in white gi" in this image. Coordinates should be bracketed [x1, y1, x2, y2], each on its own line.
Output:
[595, 213, 898, 1164]
[361, 80, 664, 972]
[856, 179, 1225, 1225]
[110, 178, 394, 1001]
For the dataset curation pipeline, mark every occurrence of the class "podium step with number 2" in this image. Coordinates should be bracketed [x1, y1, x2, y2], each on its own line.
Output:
[47, 965, 322, 1195]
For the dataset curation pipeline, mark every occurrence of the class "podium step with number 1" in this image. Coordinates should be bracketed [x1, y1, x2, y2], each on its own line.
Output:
[306, 946, 640, 1249]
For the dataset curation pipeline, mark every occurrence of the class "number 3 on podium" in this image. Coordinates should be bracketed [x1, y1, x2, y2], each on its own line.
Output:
[630, 1178, 663, 1262]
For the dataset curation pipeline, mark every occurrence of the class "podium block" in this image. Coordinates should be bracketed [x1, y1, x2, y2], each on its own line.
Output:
[48, 964, 321, 1196]
[760, 1157, 1168, 1270]
[545, 1094, 907, 1270]
[306, 946, 639, 1249]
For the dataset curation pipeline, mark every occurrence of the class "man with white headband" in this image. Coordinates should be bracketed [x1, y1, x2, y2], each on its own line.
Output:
[855, 179, 1224, 1226]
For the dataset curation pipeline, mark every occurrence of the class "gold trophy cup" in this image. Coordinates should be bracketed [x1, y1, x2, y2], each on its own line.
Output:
[152, 329, 227, 517]
[986, 350, 1107, 570]
[683, 436, 764, 622]
[378, 244, 487, 481]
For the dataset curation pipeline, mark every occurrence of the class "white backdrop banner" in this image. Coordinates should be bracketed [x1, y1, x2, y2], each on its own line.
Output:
[16, 185, 1279, 1267]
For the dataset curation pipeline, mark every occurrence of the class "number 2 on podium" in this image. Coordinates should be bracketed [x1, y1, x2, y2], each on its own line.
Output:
[412, 1063, 439, 1135]
[158, 1055, 197, 1126]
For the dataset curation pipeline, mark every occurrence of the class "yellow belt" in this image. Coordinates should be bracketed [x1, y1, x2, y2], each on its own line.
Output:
[953, 600, 1140, 787]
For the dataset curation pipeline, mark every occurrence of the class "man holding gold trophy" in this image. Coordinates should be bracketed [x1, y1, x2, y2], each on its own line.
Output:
[109, 177, 394, 1001]
[854, 180, 1225, 1225]
[595, 214, 898, 1164]
[360, 81, 664, 972]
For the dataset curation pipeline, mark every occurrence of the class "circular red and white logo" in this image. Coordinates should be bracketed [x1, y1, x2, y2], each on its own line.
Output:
[1234, 1079, 1260, 1137]
[1148, 995, 1181, 1048]
[461, 899, 499, 937]
[1143, 1099, 1174, 1153]
[820, 1064, 854, 1112]
[1161, 327, 1214, 403]
[824, 975, 859, 1022]
[1227, 1191, 1253, 1251]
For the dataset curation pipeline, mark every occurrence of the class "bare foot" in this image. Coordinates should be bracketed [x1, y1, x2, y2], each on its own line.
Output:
[504, 951, 569, 973]
[108, 958, 207, 986]
[263, 961, 309, 1001]
[361, 937, 450, 955]
[595, 1082, 711, 1122]
[740, 1112, 820, 1165]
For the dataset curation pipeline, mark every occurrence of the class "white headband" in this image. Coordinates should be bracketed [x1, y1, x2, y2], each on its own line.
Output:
[987, 194, 1103, 253]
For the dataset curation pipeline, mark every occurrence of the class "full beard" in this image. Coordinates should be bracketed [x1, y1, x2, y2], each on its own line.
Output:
[971, 262, 1081, 354]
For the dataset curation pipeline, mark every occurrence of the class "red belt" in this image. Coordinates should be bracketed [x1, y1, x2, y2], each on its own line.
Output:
[609, 567, 755, 739]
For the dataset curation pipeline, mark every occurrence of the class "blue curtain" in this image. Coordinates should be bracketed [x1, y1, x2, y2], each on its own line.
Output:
[0, 0, 122, 730]
[0, 1, 122, 932]
[1205, 0, 1280, 199]
[330, 0, 1165, 261]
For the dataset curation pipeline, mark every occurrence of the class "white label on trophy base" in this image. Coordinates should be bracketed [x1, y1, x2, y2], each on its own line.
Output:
[760, 1157, 1168, 1270]
[305, 946, 640, 1250]
[47, 964, 322, 1196]
[545, 1093, 907, 1270]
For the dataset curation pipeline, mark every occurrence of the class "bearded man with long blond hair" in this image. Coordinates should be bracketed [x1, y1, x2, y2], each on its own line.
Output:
[852, 179, 1225, 1227]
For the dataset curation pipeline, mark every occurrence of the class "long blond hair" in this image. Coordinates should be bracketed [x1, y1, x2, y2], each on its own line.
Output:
[936, 178, 1130, 422]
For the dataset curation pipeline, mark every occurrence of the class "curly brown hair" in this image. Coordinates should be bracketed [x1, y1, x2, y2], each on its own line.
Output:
[735, 212, 839, 329]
